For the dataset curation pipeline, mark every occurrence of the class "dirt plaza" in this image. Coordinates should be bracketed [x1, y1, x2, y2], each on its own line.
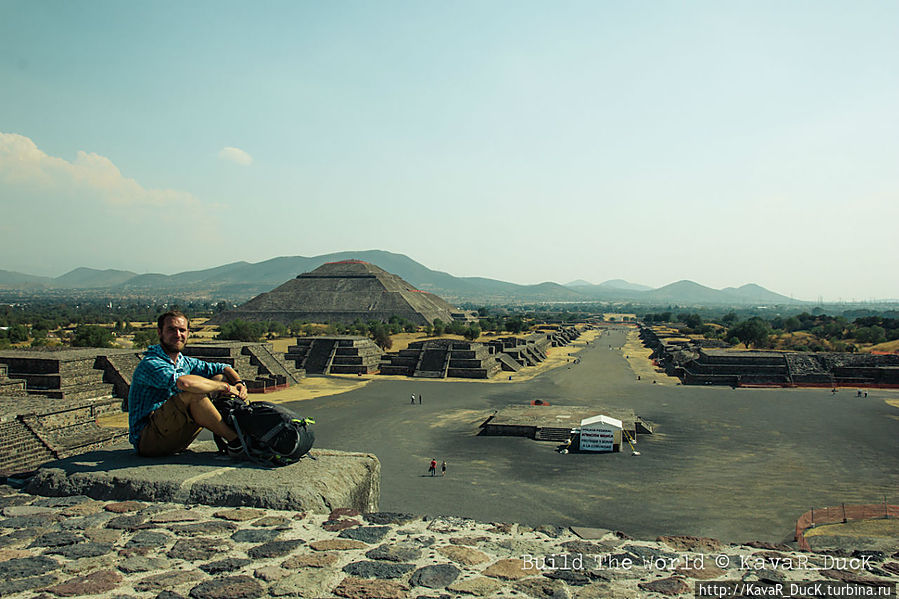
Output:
[227, 328, 898, 545]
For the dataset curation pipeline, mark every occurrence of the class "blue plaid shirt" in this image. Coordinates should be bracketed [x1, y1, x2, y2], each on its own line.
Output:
[128, 344, 226, 447]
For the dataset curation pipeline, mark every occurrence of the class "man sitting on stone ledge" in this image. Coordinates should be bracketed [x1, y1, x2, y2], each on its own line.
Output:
[128, 310, 247, 457]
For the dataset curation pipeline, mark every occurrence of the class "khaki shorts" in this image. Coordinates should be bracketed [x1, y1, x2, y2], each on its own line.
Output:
[138, 393, 202, 457]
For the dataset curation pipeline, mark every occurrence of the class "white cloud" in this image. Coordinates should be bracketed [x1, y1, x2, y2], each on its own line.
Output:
[0, 132, 198, 208]
[218, 146, 253, 166]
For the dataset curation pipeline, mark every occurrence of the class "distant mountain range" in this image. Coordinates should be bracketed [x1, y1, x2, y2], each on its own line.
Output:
[0, 250, 804, 306]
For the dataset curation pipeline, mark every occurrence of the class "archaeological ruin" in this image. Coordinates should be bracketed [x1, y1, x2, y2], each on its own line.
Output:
[640, 325, 899, 388]
[0, 343, 304, 477]
[208, 260, 459, 327]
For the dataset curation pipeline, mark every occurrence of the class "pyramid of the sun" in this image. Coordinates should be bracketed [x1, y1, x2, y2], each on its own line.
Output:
[210, 260, 458, 326]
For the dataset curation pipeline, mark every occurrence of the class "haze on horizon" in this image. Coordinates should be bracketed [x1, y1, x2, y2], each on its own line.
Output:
[1, 1, 897, 302]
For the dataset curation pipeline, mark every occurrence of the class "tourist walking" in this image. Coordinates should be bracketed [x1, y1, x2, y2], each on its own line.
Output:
[428, 458, 437, 476]
[411, 393, 415, 404]
[441, 461, 447, 476]
[418, 393, 422, 404]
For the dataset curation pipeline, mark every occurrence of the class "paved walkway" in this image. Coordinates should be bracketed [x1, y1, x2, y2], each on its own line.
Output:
[2, 488, 896, 598]
[275, 329, 899, 544]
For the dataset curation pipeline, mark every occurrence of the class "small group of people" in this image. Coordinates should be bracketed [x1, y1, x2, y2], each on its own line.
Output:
[410, 392, 422, 404]
[428, 458, 447, 477]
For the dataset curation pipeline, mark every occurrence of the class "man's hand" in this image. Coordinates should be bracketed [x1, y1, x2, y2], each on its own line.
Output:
[233, 381, 249, 400]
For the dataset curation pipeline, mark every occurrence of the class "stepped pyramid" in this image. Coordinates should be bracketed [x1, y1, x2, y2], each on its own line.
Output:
[210, 260, 457, 326]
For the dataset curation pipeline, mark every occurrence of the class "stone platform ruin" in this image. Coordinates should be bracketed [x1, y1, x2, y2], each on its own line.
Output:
[285, 336, 382, 375]
[640, 325, 899, 387]
[23, 440, 380, 514]
[0, 343, 305, 477]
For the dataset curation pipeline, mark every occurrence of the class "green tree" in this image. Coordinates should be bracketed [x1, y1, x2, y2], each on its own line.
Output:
[854, 326, 886, 344]
[218, 319, 266, 342]
[432, 319, 445, 336]
[72, 325, 114, 348]
[370, 323, 392, 349]
[464, 325, 481, 341]
[132, 329, 158, 348]
[728, 318, 772, 349]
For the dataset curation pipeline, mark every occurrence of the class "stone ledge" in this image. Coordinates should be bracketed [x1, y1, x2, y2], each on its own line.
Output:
[23, 441, 380, 513]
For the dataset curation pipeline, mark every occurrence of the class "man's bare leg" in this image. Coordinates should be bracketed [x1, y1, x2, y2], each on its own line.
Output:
[181, 392, 238, 442]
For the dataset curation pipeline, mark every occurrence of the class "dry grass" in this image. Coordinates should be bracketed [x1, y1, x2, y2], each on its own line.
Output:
[622, 329, 679, 385]
[804, 518, 899, 539]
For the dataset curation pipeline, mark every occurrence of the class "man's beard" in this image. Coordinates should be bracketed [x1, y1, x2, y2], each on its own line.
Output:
[159, 338, 183, 355]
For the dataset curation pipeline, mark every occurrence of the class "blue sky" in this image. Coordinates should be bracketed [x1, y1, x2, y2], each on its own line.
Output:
[1, 1, 897, 301]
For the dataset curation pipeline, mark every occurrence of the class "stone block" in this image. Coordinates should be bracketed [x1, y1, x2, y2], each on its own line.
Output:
[24, 441, 380, 514]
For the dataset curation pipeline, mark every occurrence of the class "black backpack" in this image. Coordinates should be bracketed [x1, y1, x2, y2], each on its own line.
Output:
[213, 398, 315, 467]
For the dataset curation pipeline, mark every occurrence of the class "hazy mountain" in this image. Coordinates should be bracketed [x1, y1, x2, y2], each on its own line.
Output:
[0, 250, 805, 306]
[720, 283, 794, 304]
[0, 269, 53, 289]
[598, 279, 653, 292]
[54, 267, 138, 288]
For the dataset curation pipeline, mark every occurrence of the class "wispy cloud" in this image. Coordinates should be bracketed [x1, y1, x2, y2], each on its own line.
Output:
[0, 132, 199, 208]
[218, 146, 253, 166]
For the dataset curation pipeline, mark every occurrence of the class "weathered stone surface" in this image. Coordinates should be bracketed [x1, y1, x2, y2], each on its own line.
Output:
[270, 569, 342, 597]
[0, 547, 31, 560]
[105, 501, 145, 513]
[543, 567, 592, 586]
[43, 568, 123, 596]
[126, 530, 172, 548]
[168, 537, 232, 561]
[436, 545, 490, 565]
[83, 528, 121, 544]
[343, 560, 416, 579]
[253, 565, 289, 582]
[330, 508, 361, 519]
[134, 569, 204, 592]
[3, 505, 55, 517]
[61, 502, 103, 517]
[675, 563, 727, 580]
[151, 509, 203, 523]
[29, 530, 84, 547]
[560, 540, 615, 555]
[200, 557, 252, 574]
[572, 581, 634, 599]
[247, 538, 305, 559]
[252, 516, 290, 527]
[0, 554, 60, 579]
[333, 575, 409, 599]
[637, 576, 691, 596]
[25, 445, 381, 515]
[323, 518, 361, 532]
[513, 576, 572, 599]
[449, 535, 489, 547]
[310, 539, 369, 551]
[657, 535, 722, 553]
[426, 516, 476, 534]
[214, 508, 266, 522]
[483, 558, 533, 580]
[282, 552, 339, 568]
[339, 526, 391, 544]
[231, 528, 282, 544]
[188, 575, 264, 599]
[117, 555, 171, 573]
[169, 521, 238, 536]
[49, 542, 115, 559]
[0, 573, 57, 595]
[366, 542, 423, 562]
[30, 496, 85, 509]
[59, 513, 115, 530]
[409, 563, 460, 589]
[447, 576, 504, 596]
[487, 522, 517, 535]
[106, 514, 147, 530]
[0, 513, 62, 528]
[364, 512, 419, 526]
